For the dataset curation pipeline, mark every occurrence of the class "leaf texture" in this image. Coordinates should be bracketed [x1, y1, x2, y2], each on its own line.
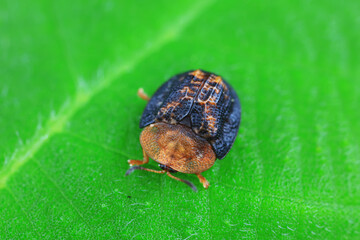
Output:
[0, 0, 359, 239]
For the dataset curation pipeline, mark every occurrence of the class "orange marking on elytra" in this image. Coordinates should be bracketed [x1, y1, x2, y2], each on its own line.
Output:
[190, 69, 207, 79]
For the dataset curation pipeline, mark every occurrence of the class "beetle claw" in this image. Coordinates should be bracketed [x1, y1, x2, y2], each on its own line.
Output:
[196, 173, 210, 189]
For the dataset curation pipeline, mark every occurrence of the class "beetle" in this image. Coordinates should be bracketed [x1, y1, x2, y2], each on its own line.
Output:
[126, 69, 241, 191]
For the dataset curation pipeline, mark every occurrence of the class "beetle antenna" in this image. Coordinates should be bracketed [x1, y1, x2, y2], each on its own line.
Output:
[125, 166, 165, 176]
[166, 172, 198, 192]
[126, 166, 198, 192]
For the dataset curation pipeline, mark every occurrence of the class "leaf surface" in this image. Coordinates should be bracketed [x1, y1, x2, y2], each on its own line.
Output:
[1, 0, 360, 239]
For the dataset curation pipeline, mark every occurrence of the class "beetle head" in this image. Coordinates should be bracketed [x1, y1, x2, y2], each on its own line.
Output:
[140, 122, 216, 174]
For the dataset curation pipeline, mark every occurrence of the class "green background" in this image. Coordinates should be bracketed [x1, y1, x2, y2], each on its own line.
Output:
[1, 0, 359, 239]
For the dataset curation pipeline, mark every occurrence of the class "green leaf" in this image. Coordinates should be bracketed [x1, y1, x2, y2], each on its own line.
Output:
[1, 0, 359, 239]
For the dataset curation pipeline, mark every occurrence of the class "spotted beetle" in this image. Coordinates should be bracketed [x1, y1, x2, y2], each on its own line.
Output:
[126, 70, 241, 191]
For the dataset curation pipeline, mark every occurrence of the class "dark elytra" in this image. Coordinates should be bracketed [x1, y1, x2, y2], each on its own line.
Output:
[139, 70, 241, 159]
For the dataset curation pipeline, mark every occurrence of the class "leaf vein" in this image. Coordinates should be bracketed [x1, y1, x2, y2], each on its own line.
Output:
[32, 159, 94, 237]
[6, 187, 42, 239]
[63, 131, 132, 159]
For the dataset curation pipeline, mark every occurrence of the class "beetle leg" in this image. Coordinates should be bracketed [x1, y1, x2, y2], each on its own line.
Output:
[166, 172, 197, 192]
[128, 149, 149, 166]
[126, 166, 166, 176]
[137, 88, 150, 101]
[196, 173, 210, 189]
